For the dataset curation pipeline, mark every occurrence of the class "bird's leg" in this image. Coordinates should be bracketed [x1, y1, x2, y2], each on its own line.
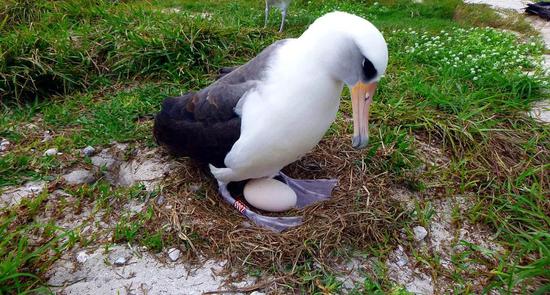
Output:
[277, 172, 337, 209]
[279, 7, 287, 32]
[216, 180, 303, 233]
[264, 2, 270, 28]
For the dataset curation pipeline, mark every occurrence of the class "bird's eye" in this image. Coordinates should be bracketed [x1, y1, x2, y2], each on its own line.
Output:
[362, 58, 377, 81]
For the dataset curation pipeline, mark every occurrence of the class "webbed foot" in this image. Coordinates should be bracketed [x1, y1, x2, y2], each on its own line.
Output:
[277, 172, 338, 209]
[217, 180, 302, 233]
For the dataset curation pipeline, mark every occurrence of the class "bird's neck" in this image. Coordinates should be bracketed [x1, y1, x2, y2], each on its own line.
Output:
[265, 39, 346, 104]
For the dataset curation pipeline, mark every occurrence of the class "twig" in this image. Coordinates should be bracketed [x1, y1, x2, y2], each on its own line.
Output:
[47, 277, 86, 288]
[202, 278, 280, 295]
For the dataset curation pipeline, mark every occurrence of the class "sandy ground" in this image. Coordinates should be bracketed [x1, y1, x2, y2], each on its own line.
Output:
[47, 246, 255, 295]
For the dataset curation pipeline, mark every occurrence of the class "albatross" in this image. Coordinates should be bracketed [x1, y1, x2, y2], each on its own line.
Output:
[153, 11, 388, 232]
[264, 0, 292, 32]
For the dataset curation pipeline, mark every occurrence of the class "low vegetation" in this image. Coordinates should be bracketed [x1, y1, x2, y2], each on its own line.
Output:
[1, 0, 548, 294]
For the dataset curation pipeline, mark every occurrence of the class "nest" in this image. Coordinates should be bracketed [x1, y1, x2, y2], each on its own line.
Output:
[149, 135, 408, 288]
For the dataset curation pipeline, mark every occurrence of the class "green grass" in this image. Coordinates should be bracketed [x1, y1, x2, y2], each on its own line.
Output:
[1, 0, 549, 293]
[0, 0, 278, 102]
[0, 190, 77, 294]
[454, 2, 535, 34]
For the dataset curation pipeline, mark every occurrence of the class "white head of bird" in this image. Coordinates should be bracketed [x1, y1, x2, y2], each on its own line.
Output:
[261, 11, 388, 151]
[309, 12, 387, 149]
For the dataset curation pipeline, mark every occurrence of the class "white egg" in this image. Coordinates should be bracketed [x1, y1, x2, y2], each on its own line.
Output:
[243, 178, 297, 212]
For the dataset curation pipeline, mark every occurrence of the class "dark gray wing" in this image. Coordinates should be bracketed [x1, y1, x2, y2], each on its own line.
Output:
[153, 39, 289, 167]
[216, 66, 238, 80]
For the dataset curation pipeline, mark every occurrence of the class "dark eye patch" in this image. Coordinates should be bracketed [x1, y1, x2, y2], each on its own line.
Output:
[362, 58, 377, 81]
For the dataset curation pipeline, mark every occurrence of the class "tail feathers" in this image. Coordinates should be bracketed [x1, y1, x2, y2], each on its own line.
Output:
[153, 93, 239, 167]
[153, 94, 194, 156]
[209, 164, 235, 183]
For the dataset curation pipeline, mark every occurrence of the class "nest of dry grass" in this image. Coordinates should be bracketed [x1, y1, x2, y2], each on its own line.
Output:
[147, 135, 408, 286]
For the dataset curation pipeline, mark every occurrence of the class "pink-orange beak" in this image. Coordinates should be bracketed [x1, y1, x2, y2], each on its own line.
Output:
[350, 81, 377, 149]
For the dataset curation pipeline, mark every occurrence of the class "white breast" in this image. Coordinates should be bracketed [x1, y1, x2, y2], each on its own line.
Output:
[223, 40, 344, 181]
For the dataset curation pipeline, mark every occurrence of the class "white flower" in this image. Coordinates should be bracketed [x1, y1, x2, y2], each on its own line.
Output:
[473, 77, 478, 80]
